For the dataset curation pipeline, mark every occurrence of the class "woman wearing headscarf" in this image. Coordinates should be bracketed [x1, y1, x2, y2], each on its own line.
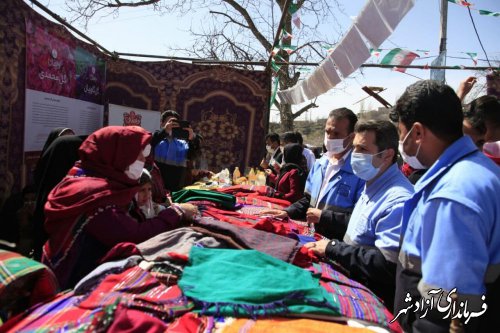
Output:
[42, 126, 197, 288]
[32, 135, 84, 260]
[265, 143, 306, 203]
[34, 128, 75, 183]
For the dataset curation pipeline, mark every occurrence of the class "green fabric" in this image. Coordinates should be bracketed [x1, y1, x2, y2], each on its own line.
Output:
[178, 248, 340, 318]
[171, 189, 236, 209]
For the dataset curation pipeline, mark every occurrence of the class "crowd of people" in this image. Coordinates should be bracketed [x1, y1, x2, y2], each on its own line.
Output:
[0, 77, 499, 332]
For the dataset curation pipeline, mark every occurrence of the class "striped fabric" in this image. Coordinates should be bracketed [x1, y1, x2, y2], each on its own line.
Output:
[0, 250, 58, 308]
[2, 292, 117, 333]
[78, 266, 194, 320]
[311, 263, 402, 332]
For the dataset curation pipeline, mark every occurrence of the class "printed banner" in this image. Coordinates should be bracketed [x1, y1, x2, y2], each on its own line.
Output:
[24, 19, 105, 151]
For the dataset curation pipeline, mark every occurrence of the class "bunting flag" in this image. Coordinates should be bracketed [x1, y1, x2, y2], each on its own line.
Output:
[281, 29, 293, 41]
[417, 49, 430, 56]
[380, 48, 420, 72]
[448, 0, 473, 6]
[465, 52, 478, 65]
[280, 44, 297, 54]
[289, 3, 301, 29]
[270, 60, 282, 73]
[271, 47, 280, 56]
[448, 1, 500, 19]
[270, 76, 279, 107]
[370, 48, 382, 57]
[479, 10, 500, 17]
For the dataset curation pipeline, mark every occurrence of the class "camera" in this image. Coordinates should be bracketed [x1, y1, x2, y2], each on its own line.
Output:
[172, 120, 190, 140]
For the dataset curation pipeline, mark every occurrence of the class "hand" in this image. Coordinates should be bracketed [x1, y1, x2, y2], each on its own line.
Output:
[306, 208, 322, 224]
[163, 118, 179, 133]
[186, 127, 195, 141]
[260, 159, 269, 169]
[457, 76, 477, 101]
[178, 203, 198, 221]
[257, 209, 288, 219]
[304, 239, 329, 257]
[264, 168, 273, 175]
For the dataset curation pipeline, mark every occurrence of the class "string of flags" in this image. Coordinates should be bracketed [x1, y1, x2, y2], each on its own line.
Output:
[368, 48, 485, 67]
[448, 0, 500, 17]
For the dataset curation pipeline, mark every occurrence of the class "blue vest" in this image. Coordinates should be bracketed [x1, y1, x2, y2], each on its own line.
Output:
[305, 152, 364, 211]
[399, 136, 500, 306]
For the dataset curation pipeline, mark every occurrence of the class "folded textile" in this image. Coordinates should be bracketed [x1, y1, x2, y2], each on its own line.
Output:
[78, 266, 194, 320]
[0, 250, 59, 313]
[0, 292, 116, 333]
[73, 255, 142, 295]
[178, 248, 340, 319]
[218, 317, 376, 333]
[172, 189, 236, 210]
[311, 263, 401, 332]
[193, 217, 301, 263]
[137, 227, 226, 261]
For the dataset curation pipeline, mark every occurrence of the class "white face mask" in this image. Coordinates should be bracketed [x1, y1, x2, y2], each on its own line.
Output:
[483, 141, 500, 156]
[324, 133, 348, 154]
[398, 126, 426, 170]
[143, 144, 151, 158]
[351, 151, 384, 181]
[125, 159, 145, 180]
[266, 145, 274, 154]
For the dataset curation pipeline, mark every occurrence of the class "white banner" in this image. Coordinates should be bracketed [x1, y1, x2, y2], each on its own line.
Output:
[108, 104, 160, 134]
[24, 89, 103, 152]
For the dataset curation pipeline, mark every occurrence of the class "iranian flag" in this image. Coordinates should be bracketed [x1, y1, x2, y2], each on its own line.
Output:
[448, 0, 473, 7]
[380, 48, 420, 73]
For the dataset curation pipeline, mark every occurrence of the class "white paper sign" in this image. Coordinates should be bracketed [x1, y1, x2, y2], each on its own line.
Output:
[108, 104, 161, 134]
[24, 89, 104, 152]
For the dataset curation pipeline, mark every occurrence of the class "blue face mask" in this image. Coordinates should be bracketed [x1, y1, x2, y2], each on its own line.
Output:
[350, 151, 385, 181]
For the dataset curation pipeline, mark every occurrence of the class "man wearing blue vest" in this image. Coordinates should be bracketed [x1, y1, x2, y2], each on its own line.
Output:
[390, 80, 500, 332]
[305, 120, 414, 311]
[260, 108, 364, 239]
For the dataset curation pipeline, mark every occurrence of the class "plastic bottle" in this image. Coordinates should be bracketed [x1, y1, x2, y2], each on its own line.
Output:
[257, 171, 266, 186]
[248, 167, 256, 185]
[233, 167, 241, 183]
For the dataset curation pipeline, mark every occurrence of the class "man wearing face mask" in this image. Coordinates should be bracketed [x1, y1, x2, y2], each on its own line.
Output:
[390, 80, 500, 332]
[304, 120, 413, 311]
[260, 133, 283, 172]
[259, 108, 364, 240]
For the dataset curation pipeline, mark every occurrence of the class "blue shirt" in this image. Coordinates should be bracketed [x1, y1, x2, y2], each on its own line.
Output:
[305, 152, 364, 210]
[399, 136, 500, 305]
[344, 163, 414, 263]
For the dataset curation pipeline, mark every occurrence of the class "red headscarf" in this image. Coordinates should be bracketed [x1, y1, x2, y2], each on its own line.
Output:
[44, 126, 151, 258]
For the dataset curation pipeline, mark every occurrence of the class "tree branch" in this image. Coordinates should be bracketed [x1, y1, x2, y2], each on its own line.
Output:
[107, 0, 161, 8]
[210, 10, 250, 29]
[292, 102, 318, 119]
[223, 0, 272, 51]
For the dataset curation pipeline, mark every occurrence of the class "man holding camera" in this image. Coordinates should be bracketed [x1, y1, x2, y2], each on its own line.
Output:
[152, 110, 196, 192]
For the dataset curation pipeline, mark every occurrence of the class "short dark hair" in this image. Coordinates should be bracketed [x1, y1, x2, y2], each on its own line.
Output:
[464, 95, 500, 134]
[389, 80, 463, 142]
[265, 133, 280, 144]
[282, 131, 298, 144]
[355, 120, 399, 163]
[328, 107, 358, 133]
[294, 131, 304, 145]
[161, 110, 180, 123]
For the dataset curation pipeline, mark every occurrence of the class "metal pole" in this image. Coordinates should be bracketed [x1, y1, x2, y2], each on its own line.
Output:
[439, 0, 448, 78]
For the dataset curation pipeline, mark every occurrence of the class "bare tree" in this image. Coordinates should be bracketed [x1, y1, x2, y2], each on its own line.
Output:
[63, 0, 346, 131]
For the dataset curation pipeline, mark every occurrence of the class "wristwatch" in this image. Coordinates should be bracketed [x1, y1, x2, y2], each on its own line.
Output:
[329, 239, 337, 248]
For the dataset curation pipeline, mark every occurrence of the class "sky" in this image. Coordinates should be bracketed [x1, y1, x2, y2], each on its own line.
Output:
[29, 0, 500, 122]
